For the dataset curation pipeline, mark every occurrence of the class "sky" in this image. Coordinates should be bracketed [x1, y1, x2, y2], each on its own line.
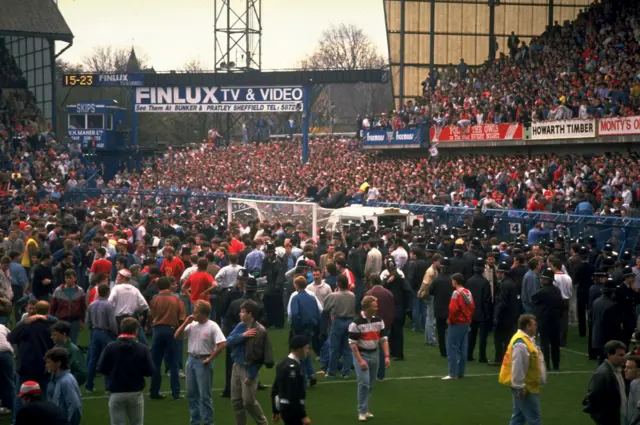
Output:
[56, 0, 389, 71]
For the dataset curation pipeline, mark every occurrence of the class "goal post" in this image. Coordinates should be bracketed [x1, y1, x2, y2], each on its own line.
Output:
[227, 198, 334, 238]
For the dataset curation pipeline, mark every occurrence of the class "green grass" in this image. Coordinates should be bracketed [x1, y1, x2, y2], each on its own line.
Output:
[2, 325, 596, 425]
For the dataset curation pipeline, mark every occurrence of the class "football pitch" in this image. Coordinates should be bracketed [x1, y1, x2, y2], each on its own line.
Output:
[3, 326, 596, 425]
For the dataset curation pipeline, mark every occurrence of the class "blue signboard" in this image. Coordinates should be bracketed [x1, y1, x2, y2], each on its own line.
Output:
[134, 86, 305, 113]
[66, 101, 128, 150]
[362, 128, 423, 149]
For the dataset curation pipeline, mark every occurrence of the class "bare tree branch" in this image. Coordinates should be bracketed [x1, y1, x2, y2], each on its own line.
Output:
[80, 46, 148, 73]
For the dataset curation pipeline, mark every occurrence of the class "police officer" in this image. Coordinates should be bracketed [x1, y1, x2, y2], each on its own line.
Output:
[466, 258, 492, 363]
[616, 265, 640, 347]
[271, 335, 311, 425]
[532, 268, 563, 370]
[587, 268, 608, 359]
[450, 240, 472, 281]
[573, 246, 594, 338]
[429, 257, 454, 358]
[261, 243, 286, 328]
[591, 278, 624, 364]
[491, 261, 520, 365]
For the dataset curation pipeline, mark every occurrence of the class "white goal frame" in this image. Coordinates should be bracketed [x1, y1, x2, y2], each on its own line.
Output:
[228, 197, 329, 238]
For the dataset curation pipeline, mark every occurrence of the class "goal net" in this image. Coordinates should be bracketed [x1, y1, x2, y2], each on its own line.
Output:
[227, 198, 334, 238]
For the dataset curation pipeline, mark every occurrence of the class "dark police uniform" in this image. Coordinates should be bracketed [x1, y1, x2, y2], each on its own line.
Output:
[532, 269, 563, 370]
[465, 262, 492, 362]
[271, 355, 307, 425]
[493, 264, 519, 364]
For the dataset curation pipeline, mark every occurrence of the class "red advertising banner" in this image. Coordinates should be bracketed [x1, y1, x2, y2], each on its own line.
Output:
[430, 123, 523, 142]
[598, 116, 640, 136]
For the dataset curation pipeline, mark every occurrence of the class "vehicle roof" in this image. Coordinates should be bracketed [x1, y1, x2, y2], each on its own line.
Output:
[330, 205, 410, 218]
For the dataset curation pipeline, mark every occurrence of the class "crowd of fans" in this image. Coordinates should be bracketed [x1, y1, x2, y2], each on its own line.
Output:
[103, 139, 640, 216]
[412, 0, 640, 127]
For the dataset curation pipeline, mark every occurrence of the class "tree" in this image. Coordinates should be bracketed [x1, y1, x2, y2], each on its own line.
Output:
[300, 24, 386, 70]
[80, 46, 147, 73]
[299, 24, 392, 131]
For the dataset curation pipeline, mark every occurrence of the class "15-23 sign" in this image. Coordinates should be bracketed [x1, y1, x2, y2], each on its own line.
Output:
[63, 74, 94, 87]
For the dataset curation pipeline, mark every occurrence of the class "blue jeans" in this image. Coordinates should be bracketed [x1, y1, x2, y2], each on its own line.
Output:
[166, 338, 184, 372]
[0, 351, 15, 410]
[509, 389, 542, 425]
[353, 350, 378, 416]
[68, 319, 81, 345]
[328, 318, 352, 377]
[150, 325, 180, 398]
[447, 323, 470, 378]
[86, 329, 115, 391]
[412, 291, 426, 331]
[423, 296, 436, 345]
[186, 355, 214, 425]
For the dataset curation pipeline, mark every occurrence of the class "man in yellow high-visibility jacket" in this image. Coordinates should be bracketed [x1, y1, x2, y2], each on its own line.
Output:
[499, 314, 548, 425]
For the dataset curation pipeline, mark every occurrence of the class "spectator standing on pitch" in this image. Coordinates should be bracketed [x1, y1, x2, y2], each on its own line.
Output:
[323, 274, 356, 379]
[48, 269, 86, 344]
[148, 276, 186, 400]
[499, 314, 547, 425]
[85, 283, 118, 393]
[50, 321, 87, 387]
[0, 311, 14, 414]
[15, 381, 67, 425]
[348, 295, 390, 422]
[98, 317, 154, 425]
[226, 300, 269, 425]
[288, 276, 321, 386]
[583, 340, 627, 425]
[8, 301, 55, 405]
[174, 300, 226, 425]
[365, 275, 394, 381]
[108, 269, 149, 343]
[44, 347, 82, 425]
[443, 273, 474, 380]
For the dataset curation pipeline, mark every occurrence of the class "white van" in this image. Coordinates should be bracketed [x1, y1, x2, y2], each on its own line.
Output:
[324, 205, 414, 232]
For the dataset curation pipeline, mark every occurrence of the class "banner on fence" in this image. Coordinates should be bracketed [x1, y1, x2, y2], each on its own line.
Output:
[134, 86, 305, 113]
[598, 116, 640, 136]
[530, 119, 596, 140]
[429, 123, 523, 142]
[363, 128, 423, 149]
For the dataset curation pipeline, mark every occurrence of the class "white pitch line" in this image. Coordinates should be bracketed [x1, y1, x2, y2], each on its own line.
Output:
[560, 347, 590, 357]
[83, 370, 592, 401]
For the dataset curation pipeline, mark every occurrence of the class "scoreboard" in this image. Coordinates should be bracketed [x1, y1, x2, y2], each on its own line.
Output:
[62, 73, 144, 87]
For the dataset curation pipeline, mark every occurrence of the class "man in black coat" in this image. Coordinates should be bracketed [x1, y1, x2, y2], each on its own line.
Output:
[465, 258, 492, 363]
[587, 269, 608, 360]
[574, 247, 595, 338]
[616, 266, 640, 348]
[261, 243, 286, 328]
[532, 268, 563, 371]
[591, 279, 624, 364]
[405, 247, 429, 332]
[583, 340, 627, 425]
[450, 241, 473, 281]
[429, 258, 454, 358]
[491, 261, 520, 365]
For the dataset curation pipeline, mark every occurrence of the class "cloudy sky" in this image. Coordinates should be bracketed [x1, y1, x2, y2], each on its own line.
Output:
[57, 0, 389, 71]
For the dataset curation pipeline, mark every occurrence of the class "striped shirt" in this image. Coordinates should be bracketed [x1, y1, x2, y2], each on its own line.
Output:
[348, 313, 387, 352]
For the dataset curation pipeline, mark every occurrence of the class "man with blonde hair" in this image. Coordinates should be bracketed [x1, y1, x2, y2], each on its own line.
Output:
[175, 300, 226, 425]
[348, 295, 390, 422]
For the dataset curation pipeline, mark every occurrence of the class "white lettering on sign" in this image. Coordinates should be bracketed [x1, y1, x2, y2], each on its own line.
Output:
[76, 104, 96, 113]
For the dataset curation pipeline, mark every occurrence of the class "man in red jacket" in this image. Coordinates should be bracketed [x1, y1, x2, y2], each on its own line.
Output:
[442, 273, 474, 381]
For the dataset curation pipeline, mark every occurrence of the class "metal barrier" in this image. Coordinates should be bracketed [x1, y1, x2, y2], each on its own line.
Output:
[367, 202, 640, 255]
[64, 189, 640, 255]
